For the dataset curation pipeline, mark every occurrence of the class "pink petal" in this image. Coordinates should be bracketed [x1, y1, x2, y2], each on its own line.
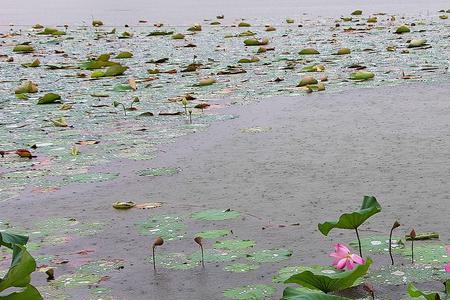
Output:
[346, 259, 354, 270]
[446, 246, 450, 254]
[336, 258, 348, 270]
[445, 263, 450, 273]
[350, 254, 365, 265]
[334, 243, 350, 257]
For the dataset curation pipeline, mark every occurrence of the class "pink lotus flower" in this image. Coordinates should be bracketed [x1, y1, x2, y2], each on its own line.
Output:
[330, 243, 364, 270]
[445, 246, 450, 273]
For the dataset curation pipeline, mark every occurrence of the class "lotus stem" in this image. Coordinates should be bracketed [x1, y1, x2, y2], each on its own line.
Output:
[355, 227, 362, 258]
[188, 110, 192, 124]
[410, 229, 416, 264]
[152, 236, 164, 271]
[194, 237, 204, 267]
[363, 283, 375, 300]
[389, 221, 401, 265]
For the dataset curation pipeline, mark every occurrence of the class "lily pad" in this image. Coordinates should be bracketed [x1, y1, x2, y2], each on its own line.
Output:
[246, 248, 292, 263]
[13, 44, 34, 53]
[298, 48, 320, 55]
[189, 248, 246, 263]
[135, 214, 185, 240]
[223, 284, 275, 300]
[349, 71, 375, 81]
[224, 263, 259, 273]
[196, 229, 231, 239]
[149, 252, 199, 270]
[37, 93, 61, 104]
[214, 239, 256, 251]
[395, 25, 411, 34]
[137, 167, 179, 177]
[191, 209, 240, 221]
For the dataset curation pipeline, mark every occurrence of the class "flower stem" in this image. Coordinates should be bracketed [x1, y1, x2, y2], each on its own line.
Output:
[411, 239, 414, 264]
[389, 228, 395, 265]
[355, 227, 363, 258]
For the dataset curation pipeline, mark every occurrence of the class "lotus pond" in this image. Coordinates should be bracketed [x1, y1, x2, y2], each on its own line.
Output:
[0, 8, 450, 300]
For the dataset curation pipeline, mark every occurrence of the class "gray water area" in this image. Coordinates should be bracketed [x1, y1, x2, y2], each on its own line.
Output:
[1, 0, 450, 26]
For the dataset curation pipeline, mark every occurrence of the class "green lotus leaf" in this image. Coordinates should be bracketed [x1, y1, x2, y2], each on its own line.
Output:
[238, 30, 255, 37]
[395, 25, 410, 34]
[172, 33, 185, 39]
[223, 284, 275, 300]
[351, 10, 362, 15]
[22, 58, 41, 68]
[407, 283, 441, 300]
[115, 51, 133, 59]
[299, 48, 320, 55]
[196, 229, 231, 239]
[15, 80, 38, 94]
[214, 239, 256, 250]
[238, 57, 260, 63]
[103, 64, 128, 77]
[367, 16, 377, 23]
[147, 30, 174, 36]
[187, 24, 202, 31]
[297, 76, 318, 87]
[318, 196, 381, 235]
[238, 22, 251, 27]
[92, 20, 103, 27]
[349, 71, 375, 81]
[244, 38, 269, 46]
[0, 232, 28, 248]
[285, 258, 372, 293]
[191, 209, 240, 221]
[336, 48, 351, 55]
[282, 287, 351, 300]
[37, 93, 62, 104]
[13, 44, 34, 53]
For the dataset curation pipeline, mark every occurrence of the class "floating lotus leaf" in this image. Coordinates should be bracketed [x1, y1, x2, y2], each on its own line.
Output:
[400, 244, 449, 264]
[112, 201, 136, 209]
[149, 252, 199, 270]
[51, 273, 101, 288]
[92, 20, 103, 27]
[318, 196, 381, 235]
[369, 263, 446, 285]
[32, 24, 44, 29]
[439, 15, 448, 20]
[210, 21, 221, 25]
[336, 48, 351, 55]
[13, 44, 34, 53]
[187, 24, 202, 31]
[367, 16, 377, 23]
[351, 10, 363, 15]
[341, 17, 352, 22]
[286, 18, 295, 24]
[395, 25, 410, 34]
[15, 80, 38, 94]
[196, 229, 231, 239]
[172, 33, 185, 39]
[223, 284, 275, 300]
[349, 71, 375, 81]
[297, 76, 318, 87]
[115, 51, 133, 59]
[238, 30, 255, 37]
[349, 235, 404, 254]
[37, 93, 61, 104]
[38, 27, 65, 36]
[298, 48, 320, 55]
[189, 248, 246, 263]
[214, 239, 256, 251]
[148, 30, 174, 36]
[302, 65, 325, 72]
[265, 26, 276, 32]
[137, 167, 179, 176]
[238, 57, 260, 63]
[103, 64, 128, 77]
[22, 58, 40, 68]
[282, 287, 351, 300]
[135, 214, 185, 240]
[238, 22, 251, 27]
[244, 38, 269, 46]
[408, 39, 427, 48]
[51, 117, 68, 127]
[285, 258, 372, 293]
[191, 209, 240, 221]
[196, 78, 216, 86]
[224, 263, 259, 273]
[246, 248, 292, 263]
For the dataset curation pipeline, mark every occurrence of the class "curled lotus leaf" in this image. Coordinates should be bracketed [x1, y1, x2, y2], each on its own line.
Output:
[408, 39, 427, 48]
[37, 93, 62, 104]
[238, 22, 251, 27]
[15, 80, 38, 94]
[13, 44, 34, 53]
[115, 51, 133, 59]
[336, 48, 351, 55]
[172, 33, 185, 39]
[187, 24, 202, 31]
[318, 196, 381, 235]
[195, 78, 216, 86]
[285, 258, 372, 293]
[351, 10, 363, 15]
